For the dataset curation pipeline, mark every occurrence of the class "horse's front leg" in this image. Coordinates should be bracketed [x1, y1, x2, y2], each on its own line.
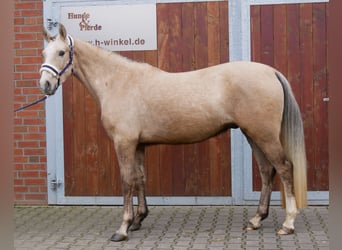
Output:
[130, 144, 149, 231]
[110, 138, 138, 242]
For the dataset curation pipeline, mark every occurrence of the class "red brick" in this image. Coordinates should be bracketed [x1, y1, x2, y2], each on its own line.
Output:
[29, 187, 40, 192]
[16, 49, 37, 56]
[24, 148, 45, 155]
[15, 2, 36, 9]
[23, 118, 44, 126]
[14, 117, 23, 125]
[19, 171, 39, 178]
[25, 194, 46, 201]
[14, 156, 28, 163]
[14, 148, 23, 155]
[15, 33, 36, 40]
[40, 156, 47, 163]
[14, 179, 24, 186]
[24, 17, 36, 25]
[22, 10, 42, 17]
[14, 186, 28, 193]
[16, 64, 37, 72]
[14, 126, 28, 133]
[15, 80, 37, 87]
[22, 25, 42, 33]
[15, 194, 24, 200]
[22, 56, 41, 64]
[24, 133, 45, 141]
[22, 111, 40, 117]
[22, 72, 40, 80]
[25, 164, 45, 171]
[40, 186, 47, 193]
[14, 17, 24, 24]
[28, 126, 40, 133]
[22, 40, 42, 48]
[24, 179, 45, 186]
[14, 72, 22, 80]
[39, 172, 47, 178]
[29, 156, 40, 163]
[14, 56, 21, 64]
[18, 141, 39, 148]
[14, 164, 24, 171]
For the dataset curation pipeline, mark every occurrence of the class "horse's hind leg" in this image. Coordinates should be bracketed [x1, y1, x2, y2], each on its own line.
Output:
[255, 138, 298, 235]
[129, 144, 149, 231]
[245, 136, 276, 230]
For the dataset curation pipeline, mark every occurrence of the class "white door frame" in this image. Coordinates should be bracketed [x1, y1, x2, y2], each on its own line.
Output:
[44, 0, 329, 205]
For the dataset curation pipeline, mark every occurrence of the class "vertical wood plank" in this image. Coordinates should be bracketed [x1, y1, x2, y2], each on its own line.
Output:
[299, 3, 315, 191]
[219, 1, 229, 64]
[312, 3, 328, 190]
[194, 2, 208, 69]
[63, 78, 74, 196]
[207, 2, 220, 66]
[260, 5, 274, 66]
[251, 5, 261, 63]
[286, 4, 302, 105]
[273, 5, 287, 73]
[182, 2, 195, 71]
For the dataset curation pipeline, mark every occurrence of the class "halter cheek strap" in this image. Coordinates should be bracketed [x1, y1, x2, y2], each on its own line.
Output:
[39, 35, 74, 88]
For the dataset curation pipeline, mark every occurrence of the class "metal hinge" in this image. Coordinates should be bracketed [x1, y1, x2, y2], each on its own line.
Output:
[50, 179, 62, 190]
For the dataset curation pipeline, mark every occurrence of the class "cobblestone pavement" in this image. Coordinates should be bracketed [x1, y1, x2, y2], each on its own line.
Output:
[15, 206, 328, 250]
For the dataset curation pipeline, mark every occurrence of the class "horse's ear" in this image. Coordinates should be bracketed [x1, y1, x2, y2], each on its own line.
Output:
[58, 23, 67, 40]
[43, 27, 52, 43]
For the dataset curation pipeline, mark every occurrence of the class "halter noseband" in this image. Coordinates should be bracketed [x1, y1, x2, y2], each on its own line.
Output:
[39, 35, 74, 88]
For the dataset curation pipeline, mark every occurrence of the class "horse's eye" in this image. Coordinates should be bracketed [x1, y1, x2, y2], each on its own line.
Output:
[59, 50, 65, 57]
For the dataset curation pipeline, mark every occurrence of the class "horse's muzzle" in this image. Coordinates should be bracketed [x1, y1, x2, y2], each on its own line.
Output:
[40, 79, 58, 96]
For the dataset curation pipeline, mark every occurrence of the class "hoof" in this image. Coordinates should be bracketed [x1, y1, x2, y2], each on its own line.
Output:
[246, 221, 261, 231]
[277, 226, 294, 235]
[129, 222, 142, 231]
[110, 233, 128, 242]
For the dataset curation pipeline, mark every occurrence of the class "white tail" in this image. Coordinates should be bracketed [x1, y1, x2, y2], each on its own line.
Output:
[276, 71, 307, 209]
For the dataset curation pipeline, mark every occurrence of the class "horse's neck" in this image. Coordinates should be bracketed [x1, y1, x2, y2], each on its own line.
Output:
[72, 38, 135, 104]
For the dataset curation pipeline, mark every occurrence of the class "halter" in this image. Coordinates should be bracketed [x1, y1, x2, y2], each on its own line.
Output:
[39, 35, 74, 88]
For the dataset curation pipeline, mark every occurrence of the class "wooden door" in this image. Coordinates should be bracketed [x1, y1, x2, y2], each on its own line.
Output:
[250, 3, 329, 191]
[63, 2, 232, 197]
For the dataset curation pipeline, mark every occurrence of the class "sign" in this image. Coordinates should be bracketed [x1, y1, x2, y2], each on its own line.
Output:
[60, 4, 157, 51]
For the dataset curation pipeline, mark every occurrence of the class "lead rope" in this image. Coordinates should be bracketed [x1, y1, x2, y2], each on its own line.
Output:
[14, 95, 48, 113]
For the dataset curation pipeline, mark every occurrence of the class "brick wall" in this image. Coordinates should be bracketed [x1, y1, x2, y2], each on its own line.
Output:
[14, 0, 47, 205]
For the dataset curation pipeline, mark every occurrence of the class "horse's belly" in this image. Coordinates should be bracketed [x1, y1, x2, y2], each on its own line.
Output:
[140, 116, 234, 144]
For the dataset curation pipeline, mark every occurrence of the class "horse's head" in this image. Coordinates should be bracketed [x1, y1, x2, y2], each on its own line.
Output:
[39, 24, 74, 95]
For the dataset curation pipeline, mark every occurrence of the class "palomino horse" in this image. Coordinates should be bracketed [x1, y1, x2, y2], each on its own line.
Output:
[39, 24, 307, 241]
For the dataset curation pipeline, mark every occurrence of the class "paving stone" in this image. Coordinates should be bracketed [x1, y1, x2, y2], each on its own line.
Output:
[14, 205, 328, 250]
